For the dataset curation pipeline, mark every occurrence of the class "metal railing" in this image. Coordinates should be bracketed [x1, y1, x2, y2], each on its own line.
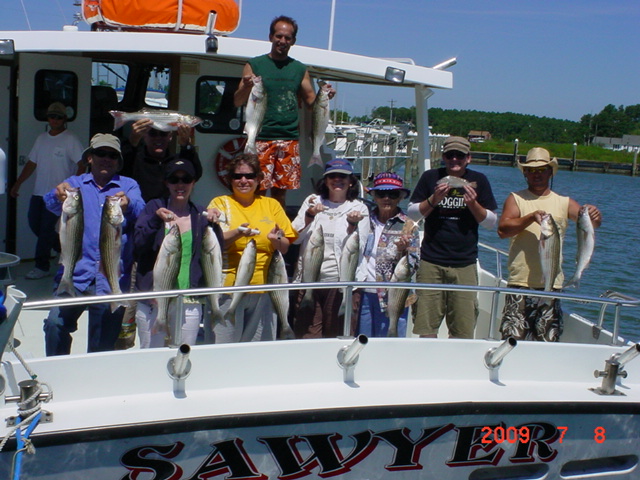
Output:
[21, 280, 640, 346]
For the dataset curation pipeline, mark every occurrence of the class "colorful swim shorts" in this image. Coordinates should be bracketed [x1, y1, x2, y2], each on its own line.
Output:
[255, 140, 301, 190]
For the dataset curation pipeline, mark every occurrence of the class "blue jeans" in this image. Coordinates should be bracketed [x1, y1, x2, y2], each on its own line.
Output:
[28, 195, 60, 271]
[357, 291, 407, 338]
[43, 283, 125, 356]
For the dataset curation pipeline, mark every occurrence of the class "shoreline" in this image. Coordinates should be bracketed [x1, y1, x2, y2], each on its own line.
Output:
[471, 151, 638, 176]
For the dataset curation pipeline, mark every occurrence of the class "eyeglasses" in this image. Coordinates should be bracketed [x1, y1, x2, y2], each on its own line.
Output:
[47, 114, 64, 120]
[524, 166, 550, 174]
[374, 190, 401, 199]
[326, 173, 349, 179]
[92, 149, 120, 160]
[444, 151, 468, 160]
[148, 130, 169, 138]
[167, 175, 194, 184]
[231, 172, 257, 180]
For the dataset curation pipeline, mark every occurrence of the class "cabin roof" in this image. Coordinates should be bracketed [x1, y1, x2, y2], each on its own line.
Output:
[1, 30, 453, 89]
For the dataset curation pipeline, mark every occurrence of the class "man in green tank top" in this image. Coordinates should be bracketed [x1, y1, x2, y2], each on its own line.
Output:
[234, 15, 335, 207]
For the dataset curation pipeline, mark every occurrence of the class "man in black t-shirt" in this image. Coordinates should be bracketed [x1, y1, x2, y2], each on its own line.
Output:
[408, 136, 497, 338]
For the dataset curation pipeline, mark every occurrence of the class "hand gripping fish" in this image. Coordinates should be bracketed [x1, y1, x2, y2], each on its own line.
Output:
[267, 250, 295, 339]
[224, 239, 257, 323]
[99, 195, 126, 312]
[310, 80, 331, 167]
[539, 213, 561, 292]
[153, 225, 182, 337]
[564, 205, 595, 288]
[57, 188, 84, 297]
[110, 108, 202, 131]
[387, 254, 412, 337]
[436, 176, 477, 189]
[243, 76, 267, 155]
[201, 225, 224, 328]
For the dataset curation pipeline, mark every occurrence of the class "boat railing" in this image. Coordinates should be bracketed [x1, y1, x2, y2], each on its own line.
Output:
[478, 241, 509, 282]
[19, 280, 640, 347]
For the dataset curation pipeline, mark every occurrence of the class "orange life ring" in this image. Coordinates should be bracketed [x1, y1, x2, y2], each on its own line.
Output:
[214, 137, 247, 188]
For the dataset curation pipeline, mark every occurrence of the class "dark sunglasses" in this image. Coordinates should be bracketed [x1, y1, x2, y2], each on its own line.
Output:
[374, 190, 401, 199]
[47, 114, 64, 120]
[231, 172, 257, 180]
[92, 149, 120, 160]
[148, 130, 169, 137]
[167, 175, 194, 184]
[444, 151, 468, 160]
[326, 173, 349, 179]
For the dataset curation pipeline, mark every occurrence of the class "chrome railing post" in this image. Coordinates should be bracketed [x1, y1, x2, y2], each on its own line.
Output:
[343, 285, 354, 337]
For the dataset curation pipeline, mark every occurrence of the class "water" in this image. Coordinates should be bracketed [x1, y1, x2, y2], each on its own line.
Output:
[473, 164, 640, 343]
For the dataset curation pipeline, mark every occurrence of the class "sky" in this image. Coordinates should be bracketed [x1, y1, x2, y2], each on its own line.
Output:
[2, 0, 639, 122]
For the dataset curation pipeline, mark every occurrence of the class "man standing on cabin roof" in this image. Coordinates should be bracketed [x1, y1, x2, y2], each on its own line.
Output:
[234, 15, 335, 207]
[497, 147, 602, 342]
[407, 136, 498, 339]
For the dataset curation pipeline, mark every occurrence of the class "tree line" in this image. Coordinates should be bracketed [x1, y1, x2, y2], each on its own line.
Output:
[339, 104, 640, 145]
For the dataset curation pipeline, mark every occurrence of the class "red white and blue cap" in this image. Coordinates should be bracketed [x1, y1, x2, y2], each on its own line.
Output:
[323, 159, 353, 176]
[368, 172, 410, 195]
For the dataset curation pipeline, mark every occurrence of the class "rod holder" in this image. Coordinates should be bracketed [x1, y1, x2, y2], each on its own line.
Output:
[484, 337, 517, 370]
[592, 344, 640, 396]
[337, 335, 368, 384]
[167, 344, 192, 398]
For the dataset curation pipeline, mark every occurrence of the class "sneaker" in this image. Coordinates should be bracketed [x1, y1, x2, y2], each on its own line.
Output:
[25, 268, 49, 280]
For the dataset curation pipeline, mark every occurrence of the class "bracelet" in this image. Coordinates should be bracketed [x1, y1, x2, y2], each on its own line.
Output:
[427, 197, 436, 209]
[305, 211, 315, 219]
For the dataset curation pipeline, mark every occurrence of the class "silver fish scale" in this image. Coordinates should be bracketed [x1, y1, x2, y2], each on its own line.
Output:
[153, 225, 182, 333]
[57, 189, 84, 297]
[99, 196, 124, 296]
[539, 214, 561, 291]
[201, 225, 224, 323]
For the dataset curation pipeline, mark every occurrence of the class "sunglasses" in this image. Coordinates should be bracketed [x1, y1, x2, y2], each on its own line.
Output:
[444, 151, 468, 160]
[374, 190, 401, 199]
[231, 172, 257, 180]
[148, 130, 170, 137]
[524, 166, 550, 174]
[326, 173, 349, 179]
[167, 175, 194, 184]
[47, 114, 64, 120]
[93, 149, 120, 160]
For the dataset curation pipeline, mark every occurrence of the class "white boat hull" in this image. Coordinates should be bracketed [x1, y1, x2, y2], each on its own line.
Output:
[2, 338, 639, 479]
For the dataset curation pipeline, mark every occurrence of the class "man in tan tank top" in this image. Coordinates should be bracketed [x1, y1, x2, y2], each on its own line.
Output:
[497, 147, 602, 341]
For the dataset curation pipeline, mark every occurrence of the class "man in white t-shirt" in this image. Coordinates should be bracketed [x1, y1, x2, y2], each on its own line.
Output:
[10, 102, 84, 279]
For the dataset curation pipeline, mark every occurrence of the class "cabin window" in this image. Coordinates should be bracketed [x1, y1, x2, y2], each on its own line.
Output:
[195, 76, 243, 134]
[34, 70, 78, 121]
[145, 66, 170, 108]
[92, 62, 129, 102]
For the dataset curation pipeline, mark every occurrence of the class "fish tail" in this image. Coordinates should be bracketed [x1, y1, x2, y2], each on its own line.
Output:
[110, 301, 126, 314]
[309, 154, 324, 167]
[111, 111, 125, 130]
[56, 277, 77, 297]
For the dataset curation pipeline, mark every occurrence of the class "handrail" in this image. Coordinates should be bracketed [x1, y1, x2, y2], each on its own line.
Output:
[20, 281, 640, 345]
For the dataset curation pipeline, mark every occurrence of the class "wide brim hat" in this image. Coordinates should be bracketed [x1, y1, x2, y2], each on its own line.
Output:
[368, 172, 410, 196]
[82, 133, 123, 171]
[518, 147, 558, 175]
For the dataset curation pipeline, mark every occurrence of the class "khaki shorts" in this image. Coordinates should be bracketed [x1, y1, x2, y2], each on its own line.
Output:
[413, 260, 478, 338]
[256, 140, 301, 190]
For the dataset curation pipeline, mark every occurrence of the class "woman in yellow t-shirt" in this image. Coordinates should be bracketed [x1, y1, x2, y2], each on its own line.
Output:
[207, 153, 298, 343]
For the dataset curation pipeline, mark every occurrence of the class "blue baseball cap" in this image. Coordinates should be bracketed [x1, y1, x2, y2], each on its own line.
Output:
[324, 159, 353, 176]
[368, 172, 410, 196]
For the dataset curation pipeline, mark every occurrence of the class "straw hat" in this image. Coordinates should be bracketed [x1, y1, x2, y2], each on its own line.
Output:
[518, 147, 558, 175]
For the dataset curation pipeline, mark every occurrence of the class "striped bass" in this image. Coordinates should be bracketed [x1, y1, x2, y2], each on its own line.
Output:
[224, 239, 257, 323]
[243, 76, 267, 155]
[564, 205, 595, 288]
[539, 213, 561, 291]
[57, 188, 83, 297]
[310, 81, 331, 167]
[267, 250, 294, 339]
[99, 195, 125, 312]
[387, 254, 412, 337]
[110, 108, 201, 131]
[299, 225, 325, 310]
[153, 225, 182, 337]
[338, 230, 360, 317]
[201, 225, 224, 330]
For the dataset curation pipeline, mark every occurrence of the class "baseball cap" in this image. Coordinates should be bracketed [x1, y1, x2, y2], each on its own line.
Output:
[47, 102, 68, 118]
[165, 159, 196, 179]
[442, 136, 471, 155]
[368, 171, 410, 196]
[82, 133, 123, 170]
[323, 159, 353, 176]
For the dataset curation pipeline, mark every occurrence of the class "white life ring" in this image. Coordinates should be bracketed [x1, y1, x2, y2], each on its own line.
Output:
[214, 137, 246, 188]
